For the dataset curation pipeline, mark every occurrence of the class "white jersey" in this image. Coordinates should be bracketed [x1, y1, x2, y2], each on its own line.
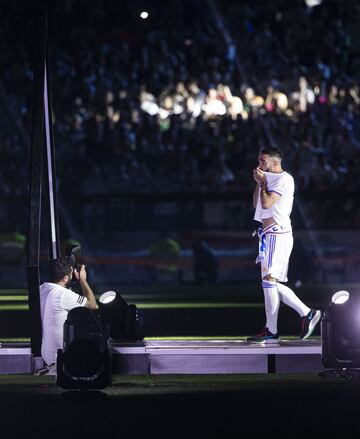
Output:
[254, 171, 294, 229]
[40, 282, 87, 366]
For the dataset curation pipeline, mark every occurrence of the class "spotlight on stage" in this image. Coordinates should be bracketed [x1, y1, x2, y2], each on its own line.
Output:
[99, 291, 144, 341]
[331, 290, 350, 305]
[56, 307, 112, 390]
[321, 290, 360, 379]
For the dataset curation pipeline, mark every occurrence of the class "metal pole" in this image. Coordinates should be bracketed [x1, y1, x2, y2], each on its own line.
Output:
[43, 35, 60, 260]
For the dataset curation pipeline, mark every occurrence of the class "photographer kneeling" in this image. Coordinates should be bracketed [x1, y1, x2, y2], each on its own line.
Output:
[39, 258, 98, 375]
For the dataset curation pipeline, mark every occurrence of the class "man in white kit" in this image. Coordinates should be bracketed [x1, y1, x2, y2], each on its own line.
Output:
[40, 258, 98, 371]
[247, 147, 321, 343]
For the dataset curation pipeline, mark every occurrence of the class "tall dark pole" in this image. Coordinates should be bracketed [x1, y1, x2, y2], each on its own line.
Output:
[27, 2, 59, 357]
[27, 2, 46, 357]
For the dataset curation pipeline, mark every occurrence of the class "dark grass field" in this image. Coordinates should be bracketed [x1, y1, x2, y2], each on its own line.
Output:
[1, 373, 360, 437]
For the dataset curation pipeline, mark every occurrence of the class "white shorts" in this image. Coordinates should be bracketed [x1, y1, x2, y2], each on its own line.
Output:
[258, 224, 293, 282]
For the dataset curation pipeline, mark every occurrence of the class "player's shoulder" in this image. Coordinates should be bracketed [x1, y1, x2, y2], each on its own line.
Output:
[282, 171, 294, 183]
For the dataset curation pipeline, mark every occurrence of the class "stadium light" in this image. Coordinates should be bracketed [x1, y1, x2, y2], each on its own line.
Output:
[331, 290, 350, 305]
[100, 290, 117, 304]
[305, 0, 322, 7]
[140, 11, 149, 19]
[56, 307, 112, 389]
[321, 290, 360, 378]
[99, 291, 143, 341]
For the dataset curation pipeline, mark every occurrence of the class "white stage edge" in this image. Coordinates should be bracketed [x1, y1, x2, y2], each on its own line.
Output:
[0, 339, 323, 375]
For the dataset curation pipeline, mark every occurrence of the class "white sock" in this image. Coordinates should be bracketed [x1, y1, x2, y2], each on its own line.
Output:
[277, 282, 310, 317]
[262, 279, 280, 334]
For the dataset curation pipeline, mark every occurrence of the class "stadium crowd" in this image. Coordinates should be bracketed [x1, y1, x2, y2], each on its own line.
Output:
[1, 0, 360, 229]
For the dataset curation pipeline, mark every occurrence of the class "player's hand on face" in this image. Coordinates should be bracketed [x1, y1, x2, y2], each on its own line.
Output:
[253, 167, 265, 184]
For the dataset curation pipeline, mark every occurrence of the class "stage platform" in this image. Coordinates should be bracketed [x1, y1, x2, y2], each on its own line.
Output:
[0, 338, 323, 375]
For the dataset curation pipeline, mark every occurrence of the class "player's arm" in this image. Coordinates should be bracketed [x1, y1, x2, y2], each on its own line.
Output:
[74, 265, 98, 309]
[259, 180, 281, 209]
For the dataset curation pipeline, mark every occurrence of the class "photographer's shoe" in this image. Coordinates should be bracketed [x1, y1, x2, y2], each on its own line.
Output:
[34, 363, 56, 376]
[247, 327, 280, 344]
[300, 309, 322, 339]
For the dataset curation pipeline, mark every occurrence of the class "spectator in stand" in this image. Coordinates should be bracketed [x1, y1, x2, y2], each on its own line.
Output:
[0, 0, 360, 230]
